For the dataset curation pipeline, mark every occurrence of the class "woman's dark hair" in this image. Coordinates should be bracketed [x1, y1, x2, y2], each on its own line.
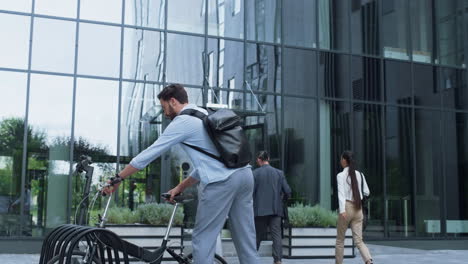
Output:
[157, 83, 188, 104]
[257, 151, 270, 161]
[341, 150, 361, 209]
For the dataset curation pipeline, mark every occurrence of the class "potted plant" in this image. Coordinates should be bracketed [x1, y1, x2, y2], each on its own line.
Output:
[102, 203, 184, 258]
[282, 204, 355, 259]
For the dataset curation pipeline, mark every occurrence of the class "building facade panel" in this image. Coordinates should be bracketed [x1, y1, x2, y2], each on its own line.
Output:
[0, 0, 467, 242]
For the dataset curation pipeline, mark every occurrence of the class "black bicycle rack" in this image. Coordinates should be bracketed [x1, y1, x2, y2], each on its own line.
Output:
[38, 156, 135, 264]
[38, 224, 135, 264]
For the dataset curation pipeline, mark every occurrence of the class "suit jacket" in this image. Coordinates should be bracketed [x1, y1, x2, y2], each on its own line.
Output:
[253, 164, 292, 217]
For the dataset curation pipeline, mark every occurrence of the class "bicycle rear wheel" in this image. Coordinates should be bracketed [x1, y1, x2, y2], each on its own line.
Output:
[186, 253, 227, 264]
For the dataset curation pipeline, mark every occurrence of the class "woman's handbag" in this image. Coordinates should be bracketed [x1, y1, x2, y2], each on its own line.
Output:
[360, 172, 370, 231]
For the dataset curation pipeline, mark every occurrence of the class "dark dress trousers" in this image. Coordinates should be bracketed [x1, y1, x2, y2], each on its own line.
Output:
[252, 164, 291, 262]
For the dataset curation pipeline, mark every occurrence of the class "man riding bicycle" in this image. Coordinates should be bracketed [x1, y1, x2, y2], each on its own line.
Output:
[103, 84, 259, 264]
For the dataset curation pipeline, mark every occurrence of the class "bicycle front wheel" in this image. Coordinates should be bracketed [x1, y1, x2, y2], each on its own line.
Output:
[186, 253, 227, 264]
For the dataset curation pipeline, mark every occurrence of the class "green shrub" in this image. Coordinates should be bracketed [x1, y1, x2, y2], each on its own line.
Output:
[103, 203, 184, 226]
[288, 204, 338, 228]
[137, 203, 184, 226]
[106, 207, 140, 224]
[88, 209, 101, 226]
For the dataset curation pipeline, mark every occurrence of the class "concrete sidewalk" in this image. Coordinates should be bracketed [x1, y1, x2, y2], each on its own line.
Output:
[3, 244, 468, 264]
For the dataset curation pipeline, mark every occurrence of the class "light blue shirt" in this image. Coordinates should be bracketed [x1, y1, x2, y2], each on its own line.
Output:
[130, 104, 246, 185]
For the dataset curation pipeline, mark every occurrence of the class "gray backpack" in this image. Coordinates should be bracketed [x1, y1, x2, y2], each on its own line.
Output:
[180, 108, 252, 168]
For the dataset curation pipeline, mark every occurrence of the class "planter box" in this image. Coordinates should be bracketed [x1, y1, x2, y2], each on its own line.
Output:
[106, 224, 183, 261]
[282, 227, 355, 259]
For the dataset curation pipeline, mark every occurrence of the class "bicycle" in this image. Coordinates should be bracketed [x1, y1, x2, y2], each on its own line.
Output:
[40, 175, 227, 264]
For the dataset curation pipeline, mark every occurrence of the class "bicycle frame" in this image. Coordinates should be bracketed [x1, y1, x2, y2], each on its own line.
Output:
[75, 155, 94, 226]
[95, 192, 189, 264]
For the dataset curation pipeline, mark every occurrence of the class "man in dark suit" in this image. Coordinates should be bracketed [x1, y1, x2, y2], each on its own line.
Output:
[253, 151, 291, 264]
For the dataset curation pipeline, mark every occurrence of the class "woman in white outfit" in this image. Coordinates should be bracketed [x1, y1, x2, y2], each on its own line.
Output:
[335, 151, 373, 264]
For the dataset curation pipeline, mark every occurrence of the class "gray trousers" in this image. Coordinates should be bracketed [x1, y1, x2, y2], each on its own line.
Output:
[192, 168, 259, 264]
[255, 215, 282, 262]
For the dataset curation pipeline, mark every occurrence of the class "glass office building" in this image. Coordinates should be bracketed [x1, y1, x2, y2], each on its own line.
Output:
[0, 0, 467, 248]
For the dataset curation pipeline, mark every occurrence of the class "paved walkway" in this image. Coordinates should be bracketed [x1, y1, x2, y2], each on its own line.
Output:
[3, 244, 468, 264]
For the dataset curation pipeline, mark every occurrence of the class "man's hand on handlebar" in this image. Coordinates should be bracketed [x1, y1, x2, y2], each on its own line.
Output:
[101, 174, 124, 195]
[164, 185, 183, 203]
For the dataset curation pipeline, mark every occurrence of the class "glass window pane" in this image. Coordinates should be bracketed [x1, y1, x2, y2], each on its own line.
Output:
[0, 1, 31, 13]
[207, 38, 244, 90]
[350, 0, 380, 55]
[185, 87, 205, 106]
[466, 3, 468, 67]
[210, 89, 244, 110]
[381, 0, 409, 60]
[166, 34, 204, 86]
[435, 0, 465, 66]
[443, 112, 468, 237]
[80, 0, 122, 23]
[284, 97, 317, 204]
[0, 71, 27, 237]
[410, 0, 433, 63]
[121, 82, 164, 158]
[123, 28, 164, 81]
[35, 0, 77, 18]
[208, 0, 244, 39]
[29, 74, 73, 143]
[415, 109, 443, 237]
[124, 0, 164, 29]
[319, 52, 350, 98]
[319, 100, 351, 210]
[78, 23, 121, 78]
[29, 74, 73, 232]
[32, 18, 75, 73]
[283, 0, 316, 48]
[246, 43, 281, 93]
[318, 0, 349, 51]
[246, 0, 281, 43]
[167, 0, 205, 34]
[75, 78, 119, 156]
[245, 92, 275, 113]
[0, 14, 30, 69]
[414, 63, 439, 106]
[386, 106, 415, 237]
[245, 94, 282, 166]
[384, 60, 412, 104]
[353, 103, 384, 237]
[0, 72, 27, 119]
[284, 48, 317, 96]
[351, 56, 381, 101]
[440, 67, 468, 110]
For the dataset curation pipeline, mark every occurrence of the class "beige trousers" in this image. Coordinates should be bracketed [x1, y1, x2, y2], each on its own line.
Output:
[335, 201, 372, 264]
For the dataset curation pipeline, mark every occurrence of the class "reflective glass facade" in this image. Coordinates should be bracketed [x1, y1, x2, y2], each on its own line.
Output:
[0, 0, 467, 241]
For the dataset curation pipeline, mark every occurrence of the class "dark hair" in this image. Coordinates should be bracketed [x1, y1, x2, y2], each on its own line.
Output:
[257, 151, 270, 161]
[341, 150, 361, 210]
[157, 83, 188, 104]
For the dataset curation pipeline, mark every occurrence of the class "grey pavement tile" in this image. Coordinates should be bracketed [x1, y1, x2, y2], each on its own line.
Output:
[2, 245, 468, 264]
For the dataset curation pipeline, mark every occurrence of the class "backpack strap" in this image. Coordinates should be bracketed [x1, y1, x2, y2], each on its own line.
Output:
[179, 108, 206, 120]
[182, 143, 224, 163]
[179, 108, 224, 164]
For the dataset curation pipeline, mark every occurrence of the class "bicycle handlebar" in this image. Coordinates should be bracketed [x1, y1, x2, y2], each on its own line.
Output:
[101, 175, 123, 196]
[161, 192, 193, 203]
